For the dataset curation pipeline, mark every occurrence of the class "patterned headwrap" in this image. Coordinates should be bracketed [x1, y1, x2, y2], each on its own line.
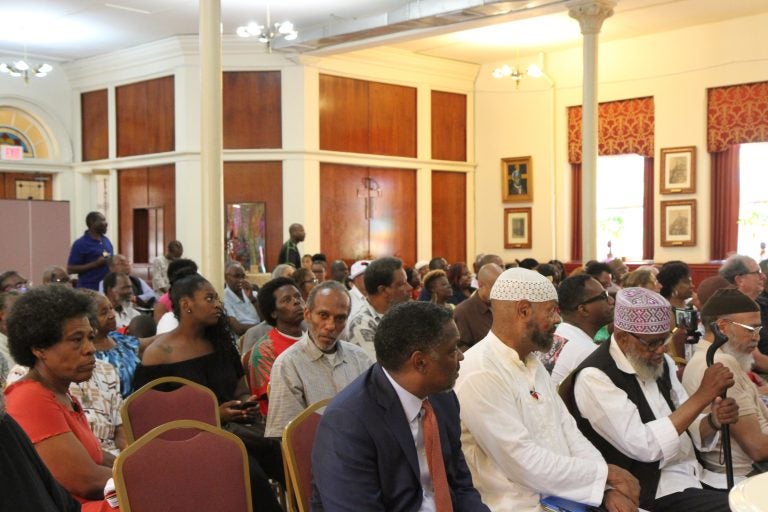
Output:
[614, 287, 671, 334]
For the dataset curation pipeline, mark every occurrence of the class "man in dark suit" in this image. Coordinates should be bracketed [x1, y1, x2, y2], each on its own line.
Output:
[311, 301, 489, 512]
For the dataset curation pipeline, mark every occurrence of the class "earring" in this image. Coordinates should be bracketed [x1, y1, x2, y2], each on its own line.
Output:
[186, 309, 192, 313]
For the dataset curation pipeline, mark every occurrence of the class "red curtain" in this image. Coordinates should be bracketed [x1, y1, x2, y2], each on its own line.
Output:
[708, 82, 768, 153]
[570, 163, 582, 262]
[567, 98, 654, 262]
[710, 145, 740, 260]
[567, 97, 655, 164]
[643, 157, 654, 261]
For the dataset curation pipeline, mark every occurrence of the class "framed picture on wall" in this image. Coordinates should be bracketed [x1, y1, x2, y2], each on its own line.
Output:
[501, 156, 533, 202]
[504, 207, 532, 249]
[660, 146, 696, 194]
[660, 199, 696, 247]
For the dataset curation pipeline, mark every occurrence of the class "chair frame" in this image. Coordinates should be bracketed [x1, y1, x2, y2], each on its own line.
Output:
[114, 419, 252, 512]
[121, 376, 220, 443]
[281, 398, 331, 512]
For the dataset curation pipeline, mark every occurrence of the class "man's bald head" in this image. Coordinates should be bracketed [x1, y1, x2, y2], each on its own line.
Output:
[476, 263, 503, 303]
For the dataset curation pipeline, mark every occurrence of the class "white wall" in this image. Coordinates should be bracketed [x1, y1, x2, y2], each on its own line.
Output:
[475, 11, 768, 263]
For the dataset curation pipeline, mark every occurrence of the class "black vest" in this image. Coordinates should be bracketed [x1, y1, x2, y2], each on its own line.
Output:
[559, 339, 675, 512]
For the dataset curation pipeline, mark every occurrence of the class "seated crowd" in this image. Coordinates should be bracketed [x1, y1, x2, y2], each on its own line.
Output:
[3, 217, 768, 511]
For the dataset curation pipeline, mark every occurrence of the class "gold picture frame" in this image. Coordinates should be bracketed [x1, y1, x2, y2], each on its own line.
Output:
[660, 146, 696, 194]
[504, 207, 532, 249]
[501, 156, 532, 202]
[660, 199, 696, 247]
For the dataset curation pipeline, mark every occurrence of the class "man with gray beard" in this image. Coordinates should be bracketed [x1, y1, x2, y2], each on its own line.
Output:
[560, 287, 738, 512]
[683, 287, 768, 489]
[456, 268, 640, 512]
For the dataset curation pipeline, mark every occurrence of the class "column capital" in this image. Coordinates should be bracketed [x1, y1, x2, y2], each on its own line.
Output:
[567, 0, 617, 35]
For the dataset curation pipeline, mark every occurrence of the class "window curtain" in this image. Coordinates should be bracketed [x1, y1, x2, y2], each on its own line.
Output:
[707, 82, 768, 260]
[709, 145, 740, 260]
[643, 157, 654, 261]
[567, 98, 655, 262]
[570, 163, 582, 262]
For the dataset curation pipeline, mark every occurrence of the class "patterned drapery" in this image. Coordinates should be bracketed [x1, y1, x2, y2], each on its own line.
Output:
[710, 145, 740, 260]
[708, 82, 768, 152]
[567, 97, 655, 164]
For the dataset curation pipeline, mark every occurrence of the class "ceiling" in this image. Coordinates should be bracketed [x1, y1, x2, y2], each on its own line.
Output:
[1, 0, 768, 65]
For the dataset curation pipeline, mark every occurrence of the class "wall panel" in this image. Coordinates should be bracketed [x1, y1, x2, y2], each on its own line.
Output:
[369, 82, 417, 157]
[223, 161, 283, 270]
[431, 171, 467, 264]
[319, 74, 369, 154]
[81, 89, 109, 161]
[223, 71, 282, 149]
[320, 163, 371, 261]
[116, 76, 175, 157]
[431, 91, 467, 162]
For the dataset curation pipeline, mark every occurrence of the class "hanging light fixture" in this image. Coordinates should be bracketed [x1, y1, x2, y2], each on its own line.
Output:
[0, 43, 53, 84]
[236, 4, 298, 53]
[492, 53, 552, 88]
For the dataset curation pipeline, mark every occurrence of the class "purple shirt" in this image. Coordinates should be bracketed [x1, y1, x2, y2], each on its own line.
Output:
[67, 231, 113, 290]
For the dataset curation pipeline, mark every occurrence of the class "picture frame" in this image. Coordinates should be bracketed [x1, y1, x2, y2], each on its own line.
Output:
[225, 202, 267, 272]
[501, 156, 533, 202]
[660, 199, 696, 247]
[504, 207, 532, 249]
[660, 146, 696, 194]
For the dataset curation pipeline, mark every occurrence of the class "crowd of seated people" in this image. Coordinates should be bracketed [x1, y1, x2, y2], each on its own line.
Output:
[6, 214, 768, 511]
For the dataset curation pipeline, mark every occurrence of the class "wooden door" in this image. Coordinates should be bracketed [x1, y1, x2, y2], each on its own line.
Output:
[431, 171, 466, 264]
[368, 167, 416, 265]
[320, 163, 370, 261]
[320, 164, 416, 265]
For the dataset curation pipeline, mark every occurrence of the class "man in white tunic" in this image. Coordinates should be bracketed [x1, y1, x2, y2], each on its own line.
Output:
[560, 287, 738, 512]
[540, 274, 615, 386]
[455, 268, 640, 512]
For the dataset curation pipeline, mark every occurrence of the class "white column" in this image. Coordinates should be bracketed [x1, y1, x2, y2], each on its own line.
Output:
[568, 0, 616, 262]
[199, 0, 224, 291]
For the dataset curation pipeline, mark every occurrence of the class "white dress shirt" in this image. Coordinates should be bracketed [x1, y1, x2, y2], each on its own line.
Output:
[456, 332, 608, 512]
[573, 336, 718, 500]
[551, 323, 600, 387]
[382, 369, 436, 512]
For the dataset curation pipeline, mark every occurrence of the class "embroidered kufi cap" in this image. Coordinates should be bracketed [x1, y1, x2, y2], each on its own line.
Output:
[614, 287, 671, 334]
[701, 288, 759, 318]
[490, 267, 558, 303]
[349, 260, 371, 279]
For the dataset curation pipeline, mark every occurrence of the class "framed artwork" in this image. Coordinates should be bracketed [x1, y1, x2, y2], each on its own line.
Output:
[225, 202, 267, 272]
[504, 207, 532, 249]
[660, 146, 696, 194]
[501, 156, 533, 202]
[660, 199, 696, 247]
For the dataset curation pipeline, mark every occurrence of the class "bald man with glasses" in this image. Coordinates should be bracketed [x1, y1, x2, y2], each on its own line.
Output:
[560, 287, 739, 512]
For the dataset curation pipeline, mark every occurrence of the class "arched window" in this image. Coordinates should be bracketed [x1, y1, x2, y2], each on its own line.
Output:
[0, 106, 51, 159]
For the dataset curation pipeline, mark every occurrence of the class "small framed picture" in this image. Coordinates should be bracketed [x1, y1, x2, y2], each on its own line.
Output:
[660, 146, 696, 194]
[660, 200, 696, 247]
[501, 156, 533, 202]
[504, 207, 532, 249]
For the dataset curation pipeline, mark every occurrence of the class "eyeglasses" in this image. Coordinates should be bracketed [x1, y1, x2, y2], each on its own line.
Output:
[739, 270, 764, 277]
[303, 279, 319, 285]
[628, 332, 671, 352]
[51, 276, 70, 283]
[579, 290, 610, 306]
[725, 319, 763, 337]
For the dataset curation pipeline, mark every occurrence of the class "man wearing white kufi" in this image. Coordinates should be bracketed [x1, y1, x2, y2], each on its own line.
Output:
[455, 268, 640, 512]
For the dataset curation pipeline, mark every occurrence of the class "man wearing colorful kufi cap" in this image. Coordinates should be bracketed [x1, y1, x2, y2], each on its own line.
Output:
[455, 268, 639, 512]
[560, 287, 738, 512]
[683, 287, 768, 489]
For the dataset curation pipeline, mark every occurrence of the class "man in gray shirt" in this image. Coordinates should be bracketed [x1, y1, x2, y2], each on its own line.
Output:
[265, 281, 372, 438]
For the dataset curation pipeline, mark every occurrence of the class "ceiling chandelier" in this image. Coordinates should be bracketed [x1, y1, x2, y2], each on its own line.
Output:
[491, 63, 546, 88]
[0, 43, 53, 84]
[236, 4, 298, 53]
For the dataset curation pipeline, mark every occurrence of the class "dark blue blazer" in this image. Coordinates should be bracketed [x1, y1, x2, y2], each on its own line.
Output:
[311, 363, 489, 512]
